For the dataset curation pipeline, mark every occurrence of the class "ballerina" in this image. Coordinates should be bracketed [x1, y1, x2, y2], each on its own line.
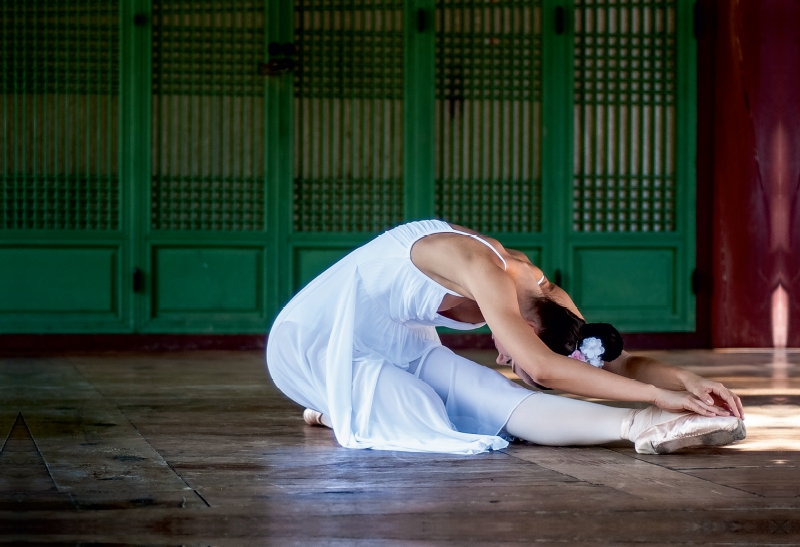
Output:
[267, 219, 745, 455]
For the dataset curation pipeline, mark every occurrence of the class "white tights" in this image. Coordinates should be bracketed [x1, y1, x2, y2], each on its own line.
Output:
[504, 393, 683, 446]
[414, 351, 684, 446]
[317, 395, 680, 445]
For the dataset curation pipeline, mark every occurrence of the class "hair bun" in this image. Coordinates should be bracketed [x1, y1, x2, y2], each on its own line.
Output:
[579, 322, 624, 362]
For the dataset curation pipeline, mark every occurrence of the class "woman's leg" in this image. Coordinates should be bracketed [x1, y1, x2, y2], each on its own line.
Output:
[505, 393, 633, 445]
[416, 346, 533, 436]
[504, 393, 685, 446]
[302, 345, 692, 449]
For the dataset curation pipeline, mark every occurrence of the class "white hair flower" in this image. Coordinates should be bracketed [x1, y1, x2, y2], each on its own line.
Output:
[579, 337, 605, 368]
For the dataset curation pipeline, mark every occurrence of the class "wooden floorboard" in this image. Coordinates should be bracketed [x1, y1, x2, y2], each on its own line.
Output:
[1, 350, 800, 544]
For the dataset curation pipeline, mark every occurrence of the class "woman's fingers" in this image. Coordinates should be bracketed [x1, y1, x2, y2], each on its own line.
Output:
[684, 395, 728, 417]
[710, 385, 743, 419]
[688, 386, 714, 405]
[731, 391, 745, 419]
[688, 380, 745, 420]
[688, 388, 725, 415]
[697, 403, 729, 417]
[655, 389, 734, 418]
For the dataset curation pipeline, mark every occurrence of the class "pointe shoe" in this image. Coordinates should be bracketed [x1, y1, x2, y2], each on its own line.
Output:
[303, 408, 325, 426]
[634, 414, 746, 455]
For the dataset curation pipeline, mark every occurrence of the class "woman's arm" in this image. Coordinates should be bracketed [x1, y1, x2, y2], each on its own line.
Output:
[460, 262, 732, 417]
[603, 351, 689, 389]
[538, 275, 743, 419]
[605, 351, 744, 418]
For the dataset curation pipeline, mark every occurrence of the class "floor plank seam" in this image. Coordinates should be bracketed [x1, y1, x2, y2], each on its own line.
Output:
[0, 413, 12, 453]
[501, 446, 767, 500]
[68, 360, 213, 508]
[618, 452, 768, 498]
[192, 489, 211, 507]
[16, 412, 62, 492]
[115, 411, 211, 507]
[499, 447, 610, 489]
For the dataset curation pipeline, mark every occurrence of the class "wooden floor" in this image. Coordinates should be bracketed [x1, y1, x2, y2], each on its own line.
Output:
[2, 349, 800, 545]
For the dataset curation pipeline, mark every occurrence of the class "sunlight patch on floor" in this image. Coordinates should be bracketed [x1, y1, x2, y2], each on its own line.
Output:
[728, 404, 800, 451]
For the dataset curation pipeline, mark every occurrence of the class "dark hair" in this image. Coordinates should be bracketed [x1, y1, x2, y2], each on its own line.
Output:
[524, 296, 624, 362]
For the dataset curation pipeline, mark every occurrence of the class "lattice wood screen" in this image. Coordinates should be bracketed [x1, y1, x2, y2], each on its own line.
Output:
[151, 0, 265, 231]
[293, 0, 405, 233]
[434, 0, 543, 233]
[1, 0, 120, 230]
[573, 0, 676, 232]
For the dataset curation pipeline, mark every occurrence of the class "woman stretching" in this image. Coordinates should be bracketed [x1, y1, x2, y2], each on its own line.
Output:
[266, 220, 745, 455]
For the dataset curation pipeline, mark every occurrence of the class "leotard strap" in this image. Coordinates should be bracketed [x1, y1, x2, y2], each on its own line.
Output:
[449, 230, 508, 271]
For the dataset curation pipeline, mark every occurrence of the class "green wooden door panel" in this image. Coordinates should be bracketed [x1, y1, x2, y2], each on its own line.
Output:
[285, 0, 406, 307]
[572, 0, 679, 234]
[571, 247, 683, 330]
[0, 246, 122, 331]
[1, 2, 122, 231]
[0, 247, 117, 313]
[573, 248, 674, 308]
[293, 247, 352, 293]
[142, 0, 274, 333]
[430, 0, 553, 322]
[153, 247, 262, 314]
[0, 0, 130, 333]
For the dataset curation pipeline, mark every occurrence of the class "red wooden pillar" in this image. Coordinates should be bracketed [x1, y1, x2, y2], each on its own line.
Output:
[710, 0, 800, 347]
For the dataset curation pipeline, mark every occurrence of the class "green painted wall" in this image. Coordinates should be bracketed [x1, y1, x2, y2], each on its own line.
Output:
[0, 0, 695, 334]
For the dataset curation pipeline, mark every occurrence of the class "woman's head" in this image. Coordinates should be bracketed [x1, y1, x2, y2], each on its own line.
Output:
[521, 296, 624, 362]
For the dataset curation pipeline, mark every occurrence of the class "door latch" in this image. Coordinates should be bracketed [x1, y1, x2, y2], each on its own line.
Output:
[417, 8, 427, 32]
[262, 42, 297, 76]
[554, 6, 565, 35]
[258, 59, 295, 76]
[133, 267, 143, 293]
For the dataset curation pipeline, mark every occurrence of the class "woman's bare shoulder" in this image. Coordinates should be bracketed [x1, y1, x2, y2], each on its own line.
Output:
[410, 230, 506, 298]
[446, 223, 505, 251]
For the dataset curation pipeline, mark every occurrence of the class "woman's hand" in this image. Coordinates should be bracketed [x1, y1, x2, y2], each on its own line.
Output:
[682, 376, 744, 419]
[652, 388, 735, 418]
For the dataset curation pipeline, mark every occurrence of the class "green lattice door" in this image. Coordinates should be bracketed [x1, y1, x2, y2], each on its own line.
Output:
[0, 1, 130, 332]
[140, 0, 277, 332]
[287, 0, 406, 290]
[563, 0, 696, 331]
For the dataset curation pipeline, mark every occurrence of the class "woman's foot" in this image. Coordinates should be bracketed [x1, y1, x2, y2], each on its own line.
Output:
[303, 408, 326, 427]
[634, 413, 746, 454]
